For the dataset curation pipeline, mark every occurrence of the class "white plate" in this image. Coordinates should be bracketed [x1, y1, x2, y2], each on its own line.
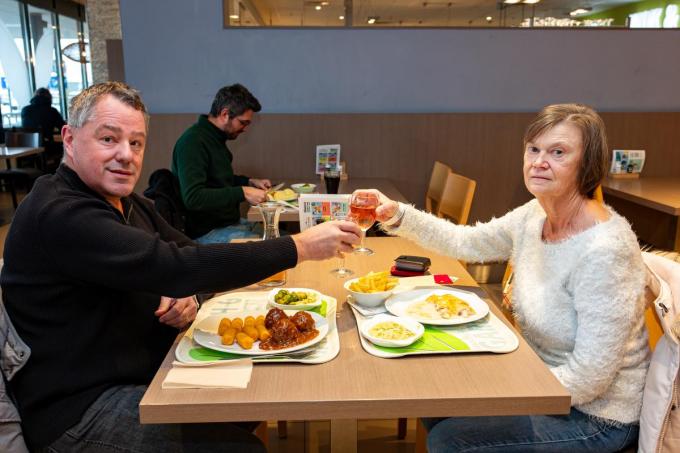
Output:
[385, 288, 489, 325]
[193, 311, 328, 355]
[291, 183, 316, 194]
[360, 314, 424, 347]
[268, 287, 323, 310]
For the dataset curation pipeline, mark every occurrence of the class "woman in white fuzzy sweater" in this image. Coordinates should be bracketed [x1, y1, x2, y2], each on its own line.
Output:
[366, 104, 649, 452]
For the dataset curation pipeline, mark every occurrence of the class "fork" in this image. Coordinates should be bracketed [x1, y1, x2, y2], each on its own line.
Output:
[640, 243, 654, 253]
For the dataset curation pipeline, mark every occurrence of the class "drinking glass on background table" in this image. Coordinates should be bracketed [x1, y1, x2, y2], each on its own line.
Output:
[257, 201, 287, 286]
[348, 192, 379, 255]
[323, 168, 341, 194]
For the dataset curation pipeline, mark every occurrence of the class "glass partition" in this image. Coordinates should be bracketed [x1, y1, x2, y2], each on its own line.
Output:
[224, 0, 680, 28]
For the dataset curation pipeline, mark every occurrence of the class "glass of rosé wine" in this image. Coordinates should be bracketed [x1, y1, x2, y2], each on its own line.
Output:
[348, 192, 379, 256]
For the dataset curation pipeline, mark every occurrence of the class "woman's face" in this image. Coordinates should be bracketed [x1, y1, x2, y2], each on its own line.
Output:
[523, 121, 583, 200]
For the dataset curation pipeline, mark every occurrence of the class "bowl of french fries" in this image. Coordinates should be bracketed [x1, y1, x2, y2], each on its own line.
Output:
[344, 271, 399, 307]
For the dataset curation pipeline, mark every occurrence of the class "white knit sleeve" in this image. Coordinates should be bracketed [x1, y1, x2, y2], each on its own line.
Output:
[550, 236, 647, 405]
[383, 201, 534, 263]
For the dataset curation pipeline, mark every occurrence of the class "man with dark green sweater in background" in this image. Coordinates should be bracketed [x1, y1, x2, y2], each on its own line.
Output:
[172, 84, 271, 242]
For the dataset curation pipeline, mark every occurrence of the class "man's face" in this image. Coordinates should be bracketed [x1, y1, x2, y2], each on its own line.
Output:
[222, 109, 253, 139]
[62, 95, 146, 207]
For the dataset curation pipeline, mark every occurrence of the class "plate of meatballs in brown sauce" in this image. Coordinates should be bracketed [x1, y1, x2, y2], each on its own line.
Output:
[193, 307, 329, 355]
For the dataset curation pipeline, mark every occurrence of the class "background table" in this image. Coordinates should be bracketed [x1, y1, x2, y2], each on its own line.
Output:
[140, 237, 570, 452]
[603, 177, 680, 251]
[246, 178, 408, 222]
[0, 146, 45, 169]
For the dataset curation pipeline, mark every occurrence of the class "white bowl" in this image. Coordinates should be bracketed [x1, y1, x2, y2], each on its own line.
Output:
[360, 314, 424, 348]
[344, 278, 394, 308]
[291, 183, 316, 194]
[268, 287, 323, 310]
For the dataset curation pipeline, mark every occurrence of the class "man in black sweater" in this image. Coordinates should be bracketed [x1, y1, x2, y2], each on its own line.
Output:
[1, 82, 360, 452]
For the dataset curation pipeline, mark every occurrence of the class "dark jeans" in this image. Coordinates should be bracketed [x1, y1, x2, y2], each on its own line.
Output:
[423, 408, 638, 452]
[39, 385, 265, 453]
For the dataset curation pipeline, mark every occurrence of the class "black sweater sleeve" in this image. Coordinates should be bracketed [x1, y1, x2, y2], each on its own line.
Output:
[36, 194, 297, 297]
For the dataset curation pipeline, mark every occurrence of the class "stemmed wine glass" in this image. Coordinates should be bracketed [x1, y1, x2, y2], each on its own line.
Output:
[330, 252, 354, 278]
[348, 192, 379, 256]
[322, 216, 353, 278]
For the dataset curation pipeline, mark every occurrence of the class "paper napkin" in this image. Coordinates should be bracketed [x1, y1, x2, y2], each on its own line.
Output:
[394, 274, 459, 290]
[162, 358, 253, 389]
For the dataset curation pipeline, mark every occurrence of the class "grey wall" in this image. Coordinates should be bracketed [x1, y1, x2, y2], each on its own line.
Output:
[120, 0, 680, 114]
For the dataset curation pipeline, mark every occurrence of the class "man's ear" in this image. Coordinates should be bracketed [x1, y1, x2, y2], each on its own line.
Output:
[62, 125, 75, 159]
[220, 108, 231, 122]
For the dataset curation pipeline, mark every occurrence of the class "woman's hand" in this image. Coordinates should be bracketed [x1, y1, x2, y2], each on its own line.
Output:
[155, 296, 198, 329]
[352, 189, 399, 222]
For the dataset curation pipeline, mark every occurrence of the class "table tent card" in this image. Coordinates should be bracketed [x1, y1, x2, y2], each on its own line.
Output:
[175, 292, 340, 365]
[315, 144, 341, 175]
[298, 193, 351, 231]
[610, 150, 645, 176]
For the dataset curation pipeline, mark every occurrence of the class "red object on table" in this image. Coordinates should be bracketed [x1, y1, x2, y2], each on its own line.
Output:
[390, 265, 425, 277]
[434, 274, 454, 284]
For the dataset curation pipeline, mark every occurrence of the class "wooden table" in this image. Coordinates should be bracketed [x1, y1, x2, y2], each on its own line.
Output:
[247, 178, 408, 222]
[140, 237, 570, 451]
[602, 177, 680, 250]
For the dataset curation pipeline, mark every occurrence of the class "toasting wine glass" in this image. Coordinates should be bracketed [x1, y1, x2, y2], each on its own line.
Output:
[314, 217, 353, 278]
[348, 192, 379, 256]
[330, 253, 354, 278]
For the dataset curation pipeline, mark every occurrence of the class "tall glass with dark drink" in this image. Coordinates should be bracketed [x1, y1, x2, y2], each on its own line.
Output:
[323, 168, 341, 194]
[348, 192, 379, 255]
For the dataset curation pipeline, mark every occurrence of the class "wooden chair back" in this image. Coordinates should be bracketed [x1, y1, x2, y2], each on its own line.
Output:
[436, 172, 476, 226]
[593, 185, 604, 203]
[425, 161, 451, 214]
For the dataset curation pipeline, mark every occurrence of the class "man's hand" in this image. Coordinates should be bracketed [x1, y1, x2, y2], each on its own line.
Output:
[243, 186, 267, 205]
[155, 296, 198, 329]
[292, 220, 361, 261]
[249, 178, 271, 190]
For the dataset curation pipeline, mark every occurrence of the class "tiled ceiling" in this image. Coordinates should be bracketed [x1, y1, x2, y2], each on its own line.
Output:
[228, 0, 637, 27]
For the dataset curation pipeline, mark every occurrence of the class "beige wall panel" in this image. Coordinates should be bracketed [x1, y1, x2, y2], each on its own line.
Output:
[139, 112, 680, 225]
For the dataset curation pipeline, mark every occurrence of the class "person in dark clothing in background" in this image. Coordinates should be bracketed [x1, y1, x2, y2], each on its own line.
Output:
[172, 84, 271, 243]
[1, 82, 360, 452]
[20, 88, 65, 137]
[20, 88, 65, 172]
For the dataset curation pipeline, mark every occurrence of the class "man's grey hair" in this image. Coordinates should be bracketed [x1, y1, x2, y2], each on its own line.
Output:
[68, 81, 149, 130]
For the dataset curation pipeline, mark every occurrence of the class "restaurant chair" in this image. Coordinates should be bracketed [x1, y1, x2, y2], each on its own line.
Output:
[4, 131, 41, 148]
[425, 161, 452, 214]
[435, 172, 476, 226]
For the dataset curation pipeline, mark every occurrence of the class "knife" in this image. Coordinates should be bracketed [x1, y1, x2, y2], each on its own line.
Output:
[267, 182, 285, 193]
